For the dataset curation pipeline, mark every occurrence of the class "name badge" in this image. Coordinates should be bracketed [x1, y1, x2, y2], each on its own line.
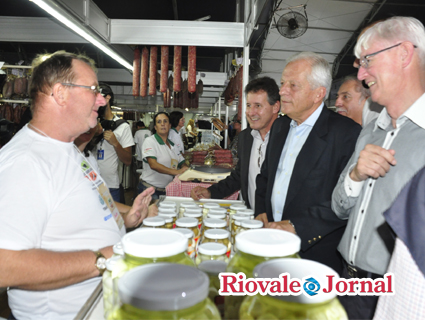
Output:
[97, 149, 104, 160]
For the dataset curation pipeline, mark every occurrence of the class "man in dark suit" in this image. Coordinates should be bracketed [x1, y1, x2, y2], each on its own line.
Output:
[191, 77, 280, 209]
[255, 52, 361, 274]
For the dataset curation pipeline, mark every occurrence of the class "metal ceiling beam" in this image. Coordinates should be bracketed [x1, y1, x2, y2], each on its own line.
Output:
[262, 48, 338, 55]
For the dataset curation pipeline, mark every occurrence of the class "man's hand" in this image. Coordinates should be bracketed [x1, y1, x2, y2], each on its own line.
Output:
[266, 220, 296, 234]
[103, 130, 119, 147]
[123, 187, 155, 228]
[191, 186, 211, 200]
[148, 203, 159, 217]
[178, 166, 189, 175]
[255, 213, 269, 225]
[350, 144, 396, 182]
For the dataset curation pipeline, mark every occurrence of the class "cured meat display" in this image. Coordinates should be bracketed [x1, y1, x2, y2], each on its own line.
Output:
[140, 47, 149, 97]
[2, 78, 13, 99]
[173, 46, 182, 92]
[188, 46, 196, 93]
[160, 46, 169, 93]
[148, 46, 158, 96]
[13, 105, 21, 124]
[3, 104, 13, 122]
[132, 48, 141, 96]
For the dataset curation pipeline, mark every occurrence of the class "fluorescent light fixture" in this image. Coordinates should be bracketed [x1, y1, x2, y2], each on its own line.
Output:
[30, 0, 133, 71]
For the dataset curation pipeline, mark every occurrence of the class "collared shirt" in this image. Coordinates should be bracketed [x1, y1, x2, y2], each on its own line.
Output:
[332, 93, 425, 275]
[247, 130, 270, 209]
[271, 103, 324, 222]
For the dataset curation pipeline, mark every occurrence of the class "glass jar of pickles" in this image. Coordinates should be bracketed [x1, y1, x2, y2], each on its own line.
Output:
[195, 242, 228, 265]
[240, 220, 263, 232]
[183, 210, 203, 230]
[179, 202, 199, 218]
[158, 216, 173, 229]
[202, 203, 220, 218]
[112, 263, 221, 320]
[230, 214, 250, 244]
[202, 229, 231, 258]
[202, 218, 227, 237]
[174, 227, 196, 261]
[141, 216, 165, 228]
[103, 256, 122, 319]
[207, 207, 227, 221]
[112, 241, 124, 257]
[236, 208, 254, 219]
[229, 204, 247, 215]
[176, 217, 201, 247]
[158, 200, 176, 210]
[240, 259, 348, 320]
[225, 229, 301, 320]
[158, 211, 177, 228]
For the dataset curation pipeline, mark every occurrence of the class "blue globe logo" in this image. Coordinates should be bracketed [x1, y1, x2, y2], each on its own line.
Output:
[303, 277, 320, 296]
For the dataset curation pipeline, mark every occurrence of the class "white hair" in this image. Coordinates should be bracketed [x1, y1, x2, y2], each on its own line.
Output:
[286, 52, 332, 100]
[354, 16, 425, 67]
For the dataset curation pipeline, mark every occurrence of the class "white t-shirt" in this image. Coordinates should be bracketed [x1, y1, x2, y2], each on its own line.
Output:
[134, 128, 151, 161]
[168, 127, 185, 156]
[96, 116, 134, 188]
[141, 134, 185, 188]
[0, 125, 125, 320]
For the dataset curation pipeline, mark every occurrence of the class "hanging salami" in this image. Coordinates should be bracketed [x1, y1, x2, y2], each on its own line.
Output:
[188, 46, 196, 93]
[140, 47, 149, 97]
[173, 46, 182, 92]
[132, 48, 141, 96]
[148, 46, 158, 96]
[4, 104, 13, 122]
[160, 46, 169, 93]
[13, 105, 21, 124]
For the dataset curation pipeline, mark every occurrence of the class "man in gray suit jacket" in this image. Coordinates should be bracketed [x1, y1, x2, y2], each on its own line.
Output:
[191, 77, 280, 209]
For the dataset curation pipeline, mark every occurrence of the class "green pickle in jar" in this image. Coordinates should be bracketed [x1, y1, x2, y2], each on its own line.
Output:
[112, 263, 221, 320]
[202, 218, 227, 239]
[202, 203, 220, 218]
[239, 259, 348, 320]
[195, 242, 228, 265]
[174, 227, 196, 261]
[230, 214, 250, 245]
[184, 209, 203, 230]
[225, 229, 301, 320]
[179, 201, 199, 218]
[176, 217, 201, 247]
[103, 256, 122, 320]
[202, 229, 231, 258]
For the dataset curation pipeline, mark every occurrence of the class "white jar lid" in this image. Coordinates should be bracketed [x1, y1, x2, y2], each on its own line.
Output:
[203, 203, 220, 209]
[203, 218, 226, 228]
[174, 228, 194, 239]
[232, 213, 251, 221]
[184, 211, 202, 218]
[237, 209, 254, 216]
[122, 229, 187, 258]
[198, 260, 227, 275]
[159, 201, 176, 208]
[236, 229, 300, 257]
[209, 207, 227, 214]
[158, 212, 177, 218]
[142, 217, 165, 227]
[230, 204, 247, 210]
[158, 207, 177, 214]
[160, 217, 173, 223]
[118, 263, 209, 310]
[113, 241, 124, 256]
[180, 202, 198, 208]
[176, 217, 198, 228]
[208, 212, 226, 220]
[241, 220, 263, 229]
[204, 229, 230, 240]
[253, 258, 339, 303]
[106, 255, 122, 271]
[198, 242, 227, 255]
[185, 207, 203, 214]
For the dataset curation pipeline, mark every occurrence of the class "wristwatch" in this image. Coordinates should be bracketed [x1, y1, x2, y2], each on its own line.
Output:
[93, 251, 107, 276]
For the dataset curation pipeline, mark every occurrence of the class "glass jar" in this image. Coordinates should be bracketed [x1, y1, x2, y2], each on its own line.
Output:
[158, 216, 173, 229]
[158, 200, 176, 210]
[112, 263, 220, 320]
[197, 260, 227, 319]
[183, 210, 203, 230]
[229, 204, 247, 215]
[195, 242, 228, 265]
[209, 207, 227, 216]
[103, 256, 122, 320]
[176, 217, 201, 247]
[236, 208, 254, 219]
[202, 203, 220, 218]
[179, 201, 199, 218]
[241, 219, 263, 232]
[112, 241, 124, 257]
[202, 218, 227, 238]
[141, 216, 165, 228]
[158, 211, 177, 228]
[174, 227, 196, 261]
[225, 229, 301, 320]
[230, 214, 251, 244]
[240, 259, 347, 320]
[207, 208, 227, 221]
[202, 229, 231, 258]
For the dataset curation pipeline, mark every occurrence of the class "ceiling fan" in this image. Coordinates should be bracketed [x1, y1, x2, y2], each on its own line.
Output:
[275, 4, 308, 39]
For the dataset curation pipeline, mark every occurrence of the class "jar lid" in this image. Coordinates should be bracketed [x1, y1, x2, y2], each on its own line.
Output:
[159, 201, 176, 208]
[232, 213, 251, 221]
[118, 263, 209, 310]
[198, 260, 227, 275]
[176, 217, 198, 228]
[142, 217, 165, 227]
[122, 229, 187, 257]
[241, 220, 263, 229]
[209, 208, 227, 214]
[203, 203, 220, 209]
[236, 229, 300, 257]
[198, 242, 227, 255]
[207, 212, 226, 220]
[158, 212, 177, 218]
[174, 227, 194, 239]
[253, 258, 339, 303]
[106, 255, 122, 271]
[184, 211, 202, 218]
[237, 209, 254, 216]
[113, 241, 124, 256]
[204, 229, 230, 240]
[161, 217, 173, 223]
[180, 202, 198, 208]
[158, 207, 177, 214]
[203, 218, 226, 228]
[185, 207, 203, 214]
[230, 204, 247, 210]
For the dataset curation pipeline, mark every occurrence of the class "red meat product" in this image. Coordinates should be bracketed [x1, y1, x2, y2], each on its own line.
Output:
[173, 46, 182, 92]
[193, 151, 208, 156]
[140, 47, 149, 97]
[14, 78, 24, 95]
[132, 48, 141, 96]
[0, 104, 5, 118]
[13, 105, 21, 124]
[4, 104, 13, 121]
[2, 79, 13, 99]
[188, 46, 197, 93]
[160, 46, 169, 93]
[149, 47, 158, 96]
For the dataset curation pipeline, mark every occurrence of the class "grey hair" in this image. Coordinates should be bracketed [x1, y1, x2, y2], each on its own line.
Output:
[342, 75, 370, 100]
[354, 16, 425, 67]
[286, 52, 332, 100]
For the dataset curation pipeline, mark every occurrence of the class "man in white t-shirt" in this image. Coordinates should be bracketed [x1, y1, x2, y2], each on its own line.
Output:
[134, 121, 151, 169]
[96, 83, 134, 202]
[0, 51, 154, 320]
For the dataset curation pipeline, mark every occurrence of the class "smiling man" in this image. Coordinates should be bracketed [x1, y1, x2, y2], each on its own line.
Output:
[190, 77, 280, 209]
[331, 17, 425, 319]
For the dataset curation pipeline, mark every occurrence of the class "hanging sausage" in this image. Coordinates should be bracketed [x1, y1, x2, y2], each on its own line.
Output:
[173, 46, 182, 92]
[140, 47, 149, 97]
[132, 48, 141, 96]
[160, 46, 169, 93]
[148, 46, 158, 96]
[188, 46, 196, 93]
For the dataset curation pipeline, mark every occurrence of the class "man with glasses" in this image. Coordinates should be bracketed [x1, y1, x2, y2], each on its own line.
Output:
[255, 52, 361, 275]
[332, 17, 425, 319]
[190, 77, 280, 210]
[0, 51, 154, 319]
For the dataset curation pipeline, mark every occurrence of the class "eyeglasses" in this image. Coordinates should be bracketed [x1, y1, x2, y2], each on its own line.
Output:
[61, 83, 101, 95]
[258, 144, 262, 168]
[358, 42, 417, 69]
